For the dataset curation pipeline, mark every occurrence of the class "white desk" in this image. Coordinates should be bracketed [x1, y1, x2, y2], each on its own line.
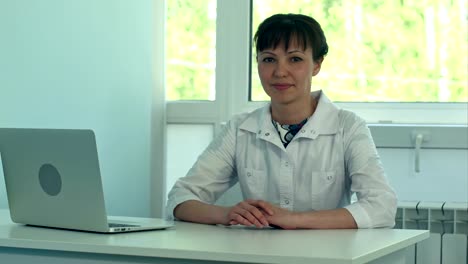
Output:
[0, 209, 428, 264]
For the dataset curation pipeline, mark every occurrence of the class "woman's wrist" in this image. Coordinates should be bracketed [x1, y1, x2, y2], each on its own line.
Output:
[291, 211, 308, 229]
[217, 206, 232, 225]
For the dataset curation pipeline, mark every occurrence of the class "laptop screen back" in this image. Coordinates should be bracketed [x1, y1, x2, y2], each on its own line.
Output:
[0, 128, 110, 232]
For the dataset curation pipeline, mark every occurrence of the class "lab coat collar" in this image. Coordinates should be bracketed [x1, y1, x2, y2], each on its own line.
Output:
[238, 90, 340, 140]
[304, 90, 340, 136]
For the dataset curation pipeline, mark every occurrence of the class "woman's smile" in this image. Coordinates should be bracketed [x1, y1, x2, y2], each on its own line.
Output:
[271, 83, 293, 91]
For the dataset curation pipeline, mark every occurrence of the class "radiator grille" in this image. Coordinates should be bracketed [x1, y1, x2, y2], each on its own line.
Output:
[395, 201, 468, 264]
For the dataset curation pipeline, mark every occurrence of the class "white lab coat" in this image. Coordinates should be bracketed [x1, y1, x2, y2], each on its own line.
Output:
[167, 90, 397, 228]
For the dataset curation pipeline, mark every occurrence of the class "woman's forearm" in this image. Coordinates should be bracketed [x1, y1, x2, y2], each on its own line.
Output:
[293, 208, 358, 229]
[173, 200, 230, 225]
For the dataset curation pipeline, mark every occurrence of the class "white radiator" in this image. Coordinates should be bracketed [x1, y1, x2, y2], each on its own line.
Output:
[396, 201, 468, 264]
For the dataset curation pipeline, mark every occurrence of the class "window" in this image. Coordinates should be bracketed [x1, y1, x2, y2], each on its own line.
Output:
[166, 0, 216, 101]
[250, 0, 468, 103]
[165, 0, 467, 128]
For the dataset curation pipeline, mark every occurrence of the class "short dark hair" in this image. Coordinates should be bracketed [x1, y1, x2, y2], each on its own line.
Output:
[254, 13, 328, 62]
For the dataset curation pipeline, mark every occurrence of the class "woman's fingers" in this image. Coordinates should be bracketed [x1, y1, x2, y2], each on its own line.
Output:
[233, 211, 262, 227]
[228, 201, 270, 227]
[241, 202, 270, 226]
[246, 199, 275, 216]
[235, 206, 265, 227]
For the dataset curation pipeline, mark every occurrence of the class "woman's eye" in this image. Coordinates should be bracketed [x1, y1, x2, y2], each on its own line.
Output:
[262, 57, 275, 63]
[291, 57, 303, 62]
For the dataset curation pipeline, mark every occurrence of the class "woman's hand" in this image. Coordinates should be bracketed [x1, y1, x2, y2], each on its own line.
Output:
[233, 200, 298, 230]
[225, 199, 274, 228]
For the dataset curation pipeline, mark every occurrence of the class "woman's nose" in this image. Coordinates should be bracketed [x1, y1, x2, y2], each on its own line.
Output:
[273, 61, 288, 77]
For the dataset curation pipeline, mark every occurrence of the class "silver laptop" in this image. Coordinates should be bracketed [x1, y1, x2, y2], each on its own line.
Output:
[0, 128, 174, 233]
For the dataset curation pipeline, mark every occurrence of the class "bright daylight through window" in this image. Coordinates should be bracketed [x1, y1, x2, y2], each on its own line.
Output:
[251, 0, 467, 103]
[165, 0, 467, 105]
[166, 0, 216, 101]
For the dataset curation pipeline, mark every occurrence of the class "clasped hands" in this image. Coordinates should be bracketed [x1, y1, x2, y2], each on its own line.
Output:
[225, 199, 297, 229]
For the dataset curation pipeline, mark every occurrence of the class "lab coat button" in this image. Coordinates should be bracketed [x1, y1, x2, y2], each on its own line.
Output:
[247, 172, 252, 177]
[284, 199, 290, 204]
[301, 129, 306, 133]
[265, 132, 270, 136]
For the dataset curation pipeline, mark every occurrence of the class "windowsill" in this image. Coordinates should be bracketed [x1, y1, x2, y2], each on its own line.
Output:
[368, 124, 468, 149]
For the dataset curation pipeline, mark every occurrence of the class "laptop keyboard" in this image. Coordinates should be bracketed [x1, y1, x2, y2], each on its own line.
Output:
[108, 223, 139, 228]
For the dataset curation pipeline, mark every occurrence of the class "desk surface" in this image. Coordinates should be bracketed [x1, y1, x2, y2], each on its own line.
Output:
[0, 209, 428, 264]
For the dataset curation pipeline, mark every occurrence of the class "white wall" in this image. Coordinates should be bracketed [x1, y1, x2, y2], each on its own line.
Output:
[380, 148, 468, 203]
[0, 0, 158, 217]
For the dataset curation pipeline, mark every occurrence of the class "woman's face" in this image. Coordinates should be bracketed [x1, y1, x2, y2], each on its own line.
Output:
[257, 40, 322, 106]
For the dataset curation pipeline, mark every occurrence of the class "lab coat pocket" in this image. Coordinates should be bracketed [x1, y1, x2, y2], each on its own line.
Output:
[311, 170, 337, 197]
[240, 168, 267, 200]
[311, 170, 344, 210]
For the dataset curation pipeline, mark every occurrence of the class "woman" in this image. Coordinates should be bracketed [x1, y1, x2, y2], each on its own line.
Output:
[166, 13, 397, 229]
